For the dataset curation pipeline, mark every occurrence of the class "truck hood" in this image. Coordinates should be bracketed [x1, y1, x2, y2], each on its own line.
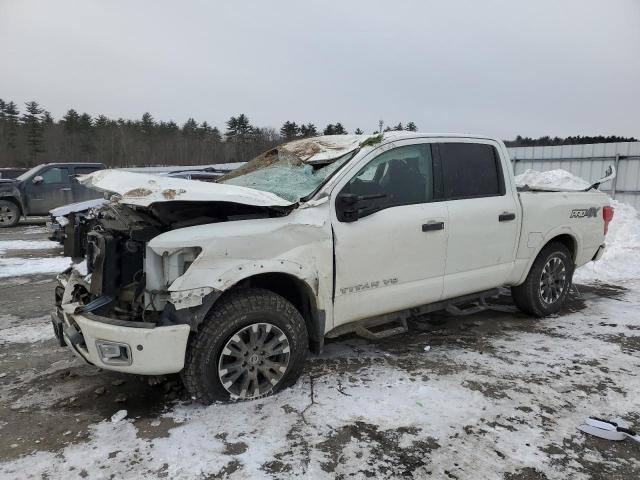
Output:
[79, 170, 293, 208]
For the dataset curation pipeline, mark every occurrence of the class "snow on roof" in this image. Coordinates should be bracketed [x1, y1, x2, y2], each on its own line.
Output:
[280, 132, 493, 164]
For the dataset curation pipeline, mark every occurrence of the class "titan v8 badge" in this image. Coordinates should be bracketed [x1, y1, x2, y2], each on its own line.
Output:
[570, 207, 600, 219]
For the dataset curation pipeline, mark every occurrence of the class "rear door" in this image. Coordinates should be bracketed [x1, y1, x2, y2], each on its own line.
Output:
[436, 140, 519, 298]
[331, 139, 448, 326]
[71, 165, 104, 202]
[23, 166, 73, 215]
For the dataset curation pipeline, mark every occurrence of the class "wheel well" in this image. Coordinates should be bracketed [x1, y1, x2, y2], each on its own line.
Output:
[547, 234, 577, 261]
[0, 196, 22, 214]
[229, 273, 324, 353]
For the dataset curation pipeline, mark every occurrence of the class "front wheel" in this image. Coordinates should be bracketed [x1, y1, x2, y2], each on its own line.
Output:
[181, 288, 308, 404]
[0, 200, 20, 228]
[511, 242, 574, 317]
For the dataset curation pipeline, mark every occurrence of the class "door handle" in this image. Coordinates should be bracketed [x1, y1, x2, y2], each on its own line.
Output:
[499, 212, 516, 222]
[61, 188, 72, 191]
[422, 221, 445, 232]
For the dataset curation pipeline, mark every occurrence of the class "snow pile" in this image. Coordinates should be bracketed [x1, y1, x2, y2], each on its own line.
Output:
[515, 169, 591, 190]
[0, 257, 71, 278]
[575, 199, 640, 284]
[0, 240, 60, 254]
[0, 239, 71, 278]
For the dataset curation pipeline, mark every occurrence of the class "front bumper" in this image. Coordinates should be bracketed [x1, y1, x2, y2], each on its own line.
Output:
[52, 305, 190, 375]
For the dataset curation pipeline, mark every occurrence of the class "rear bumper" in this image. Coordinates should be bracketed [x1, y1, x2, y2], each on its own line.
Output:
[51, 306, 190, 375]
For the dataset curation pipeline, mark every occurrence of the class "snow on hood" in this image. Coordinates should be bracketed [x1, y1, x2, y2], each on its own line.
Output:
[515, 169, 591, 191]
[79, 170, 293, 208]
[279, 135, 367, 164]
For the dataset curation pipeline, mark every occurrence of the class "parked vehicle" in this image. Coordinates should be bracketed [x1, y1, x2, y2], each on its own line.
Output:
[0, 162, 105, 227]
[0, 167, 29, 179]
[51, 133, 613, 403]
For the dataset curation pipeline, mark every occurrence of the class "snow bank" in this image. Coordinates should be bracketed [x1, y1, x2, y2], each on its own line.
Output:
[0, 257, 71, 278]
[515, 169, 591, 190]
[515, 169, 640, 284]
[0, 240, 60, 254]
[575, 199, 640, 284]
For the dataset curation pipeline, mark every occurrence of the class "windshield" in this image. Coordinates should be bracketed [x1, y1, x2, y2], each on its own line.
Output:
[218, 148, 355, 203]
[17, 165, 43, 181]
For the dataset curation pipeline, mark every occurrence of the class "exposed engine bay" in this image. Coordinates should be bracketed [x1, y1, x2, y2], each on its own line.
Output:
[57, 200, 291, 324]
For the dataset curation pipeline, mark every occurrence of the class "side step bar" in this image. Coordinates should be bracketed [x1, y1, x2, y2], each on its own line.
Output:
[326, 288, 501, 341]
[355, 318, 408, 340]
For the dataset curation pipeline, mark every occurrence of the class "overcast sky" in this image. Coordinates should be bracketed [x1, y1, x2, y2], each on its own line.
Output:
[1, 0, 639, 138]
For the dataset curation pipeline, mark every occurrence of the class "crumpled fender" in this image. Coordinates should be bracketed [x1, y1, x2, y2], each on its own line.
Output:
[148, 204, 334, 312]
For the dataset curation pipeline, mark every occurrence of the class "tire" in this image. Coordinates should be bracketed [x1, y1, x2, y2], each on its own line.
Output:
[181, 288, 308, 404]
[511, 242, 574, 317]
[0, 200, 20, 228]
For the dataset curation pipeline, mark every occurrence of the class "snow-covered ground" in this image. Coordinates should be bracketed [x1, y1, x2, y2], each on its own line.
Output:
[0, 239, 69, 278]
[1, 281, 639, 479]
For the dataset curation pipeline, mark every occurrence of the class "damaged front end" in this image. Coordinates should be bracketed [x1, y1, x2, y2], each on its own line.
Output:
[52, 195, 292, 374]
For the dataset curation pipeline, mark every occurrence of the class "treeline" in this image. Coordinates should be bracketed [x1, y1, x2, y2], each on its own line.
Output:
[3, 98, 635, 168]
[504, 135, 637, 147]
[0, 99, 418, 168]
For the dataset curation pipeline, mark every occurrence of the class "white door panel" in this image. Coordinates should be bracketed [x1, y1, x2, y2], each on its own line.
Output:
[333, 202, 448, 325]
[443, 196, 518, 297]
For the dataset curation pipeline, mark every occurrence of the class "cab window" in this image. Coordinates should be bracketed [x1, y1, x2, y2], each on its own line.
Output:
[341, 144, 434, 210]
[40, 167, 70, 184]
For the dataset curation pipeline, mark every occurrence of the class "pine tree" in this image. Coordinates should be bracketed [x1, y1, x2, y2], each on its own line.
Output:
[280, 121, 300, 140]
[3, 101, 20, 151]
[333, 123, 347, 134]
[182, 118, 199, 136]
[392, 123, 403, 131]
[21, 101, 45, 162]
[78, 113, 95, 159]
[405, 122, 417, 132]
[225, 114, 253, 140]
[299, 123, 318, 137]
[323, 124, 335, 135]
[140, 112, 156, 136]
[354, 128, 364, 134]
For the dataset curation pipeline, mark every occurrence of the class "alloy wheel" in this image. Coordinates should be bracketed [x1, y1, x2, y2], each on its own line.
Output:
[218, 322, 291, 399]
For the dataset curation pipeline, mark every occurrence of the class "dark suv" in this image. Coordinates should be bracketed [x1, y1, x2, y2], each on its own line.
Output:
[0, 162, 105, 227]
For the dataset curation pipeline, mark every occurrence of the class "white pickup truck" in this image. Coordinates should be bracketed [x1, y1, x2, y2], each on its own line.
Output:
[52, 132, 614, 403]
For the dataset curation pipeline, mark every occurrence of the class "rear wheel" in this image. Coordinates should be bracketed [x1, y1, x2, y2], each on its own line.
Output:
[181, 288, 308, 404]
[0, 200, 20, 228]
[511, 242, 574, 317]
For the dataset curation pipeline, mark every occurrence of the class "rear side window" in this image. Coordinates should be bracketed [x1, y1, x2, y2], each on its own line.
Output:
[439, 143, 504, 199]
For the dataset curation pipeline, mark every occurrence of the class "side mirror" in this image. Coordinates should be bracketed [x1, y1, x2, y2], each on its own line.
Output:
[336, 192, 387, 222]
[32, 175, 44, 185]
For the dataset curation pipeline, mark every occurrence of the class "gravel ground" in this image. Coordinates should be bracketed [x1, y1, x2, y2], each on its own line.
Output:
[0, 222, 638, 479]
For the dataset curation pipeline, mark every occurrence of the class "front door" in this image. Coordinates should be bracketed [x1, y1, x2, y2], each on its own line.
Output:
[331, 141, 448, 326]
[23, 166, 73, 215]
[436, 141, 520, 298]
